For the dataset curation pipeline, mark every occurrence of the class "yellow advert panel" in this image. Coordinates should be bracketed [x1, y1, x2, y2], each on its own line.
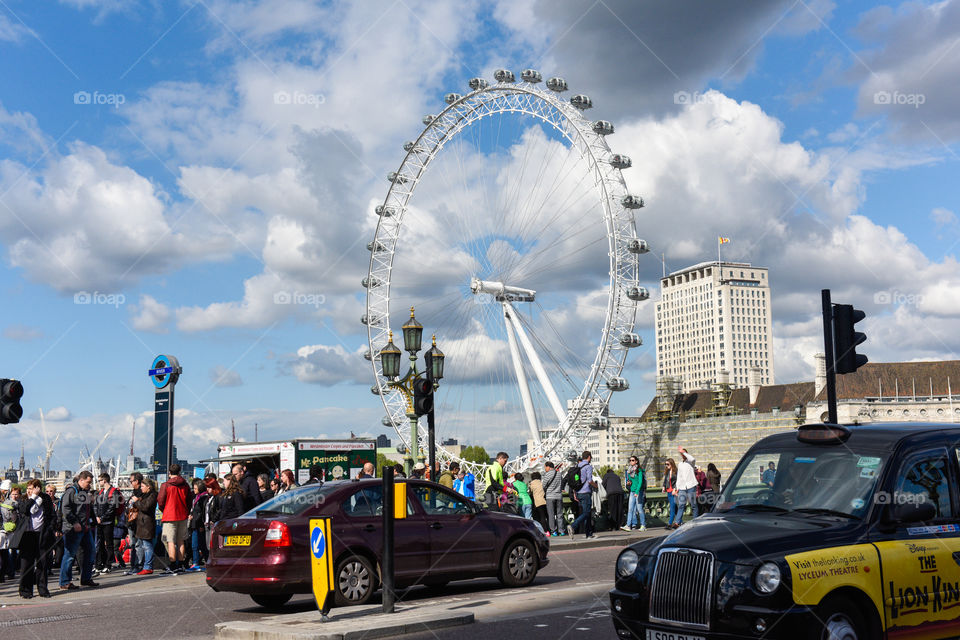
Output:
[785, 544, 884, 617]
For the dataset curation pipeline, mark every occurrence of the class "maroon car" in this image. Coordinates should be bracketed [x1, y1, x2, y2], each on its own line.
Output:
[206, 478, 549, 608]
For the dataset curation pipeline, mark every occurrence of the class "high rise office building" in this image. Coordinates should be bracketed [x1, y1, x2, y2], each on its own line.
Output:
[655, 261, 774, 392]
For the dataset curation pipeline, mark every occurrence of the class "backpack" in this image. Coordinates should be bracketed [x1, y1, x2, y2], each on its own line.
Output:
[565, 466, 583, 493]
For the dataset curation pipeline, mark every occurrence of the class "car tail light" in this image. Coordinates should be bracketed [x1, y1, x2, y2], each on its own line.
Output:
[263, 520, 291, 548]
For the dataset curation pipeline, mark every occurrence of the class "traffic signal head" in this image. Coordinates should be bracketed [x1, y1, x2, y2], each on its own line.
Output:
[833, 304, 868, 374]
[0, 379, 24, 425]
[412, 377, 433, 417]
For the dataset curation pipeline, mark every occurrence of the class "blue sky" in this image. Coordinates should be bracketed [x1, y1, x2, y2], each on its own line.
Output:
[0, 0, 958, 471]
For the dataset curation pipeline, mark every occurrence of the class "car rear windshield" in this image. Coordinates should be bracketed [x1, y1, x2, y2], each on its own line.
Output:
[715, 444, 890, 518]
[253, 483, 342, 516]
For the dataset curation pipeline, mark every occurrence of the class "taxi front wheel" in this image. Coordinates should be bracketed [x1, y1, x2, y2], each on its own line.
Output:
[334, 554, 376, 606]
[498, 538, 538, 587]
[810, 596, 867, 640]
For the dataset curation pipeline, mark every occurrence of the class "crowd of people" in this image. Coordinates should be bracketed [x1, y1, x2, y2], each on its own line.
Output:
[0, 461, 301, 600]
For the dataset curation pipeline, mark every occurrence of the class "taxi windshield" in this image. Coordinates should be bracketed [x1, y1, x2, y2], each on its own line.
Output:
[715, 445, 889, 518]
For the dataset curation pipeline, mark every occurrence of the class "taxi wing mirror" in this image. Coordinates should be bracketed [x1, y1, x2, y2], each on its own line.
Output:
[885, 501, 936, 525]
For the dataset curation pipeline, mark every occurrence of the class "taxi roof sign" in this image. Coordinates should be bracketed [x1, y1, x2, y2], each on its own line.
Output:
[797, 423, 851, 444]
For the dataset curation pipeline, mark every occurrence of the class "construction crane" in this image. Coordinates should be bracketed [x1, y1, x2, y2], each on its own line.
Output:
[37, 408, 60, 482]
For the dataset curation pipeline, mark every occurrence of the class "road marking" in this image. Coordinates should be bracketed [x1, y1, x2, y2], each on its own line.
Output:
[0, 613, 94, 628]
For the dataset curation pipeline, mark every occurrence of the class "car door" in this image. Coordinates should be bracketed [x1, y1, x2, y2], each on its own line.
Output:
[409, 483, 497, 575]
[339, 484, 430, 581]
[872, 446, 960, 638]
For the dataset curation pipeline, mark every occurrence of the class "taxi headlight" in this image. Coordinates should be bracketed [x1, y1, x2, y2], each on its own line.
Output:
[617, 549, 639, 577]
[754, 562, 781, 594]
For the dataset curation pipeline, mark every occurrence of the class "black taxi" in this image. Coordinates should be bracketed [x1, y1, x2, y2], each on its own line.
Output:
[610, 423, 960, 640]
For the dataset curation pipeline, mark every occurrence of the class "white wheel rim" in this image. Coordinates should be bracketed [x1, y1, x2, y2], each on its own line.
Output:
[365, 74, 648, 477]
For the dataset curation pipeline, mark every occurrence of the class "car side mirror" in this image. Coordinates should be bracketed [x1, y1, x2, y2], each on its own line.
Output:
[885, 501, 937, 525]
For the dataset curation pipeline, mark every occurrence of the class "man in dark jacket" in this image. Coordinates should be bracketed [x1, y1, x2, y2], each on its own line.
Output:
[158, 464, 193, 574]
[9, 479, 56, 598]
[93, 473, 123, 573]
[59, 471, 97, 590]
[123, 473, 143, 575]
[602, 468, 624, 530]
[234, 464, 262, 510]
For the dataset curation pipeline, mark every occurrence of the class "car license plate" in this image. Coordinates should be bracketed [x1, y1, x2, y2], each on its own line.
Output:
[224, 535, 251, 546]
[646, 630, 705, 640]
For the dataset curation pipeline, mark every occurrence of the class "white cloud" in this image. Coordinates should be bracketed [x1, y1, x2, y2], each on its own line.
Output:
[2, 324, 43, 341]
[45, 406, 72, 421]
[285, 343, 369, 385]
[130, 294, 172, 333]
[209, 365, 243, 388]
[931, 206, 957, 228]
[0, 14, 32, 43]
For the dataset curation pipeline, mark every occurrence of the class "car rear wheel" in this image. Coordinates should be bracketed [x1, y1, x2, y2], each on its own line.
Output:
[249, 593, 292, 609]
[810, 596, 866, 640]
[498, 538, 538, 587]
[334, 554, 376, 606]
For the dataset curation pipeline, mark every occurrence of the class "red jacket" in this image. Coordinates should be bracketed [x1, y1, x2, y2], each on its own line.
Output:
[158, 475, 194, 522]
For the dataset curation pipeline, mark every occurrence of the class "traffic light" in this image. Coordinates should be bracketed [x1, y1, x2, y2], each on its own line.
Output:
[833, 304, 868, 374]
[0, 379, 23, 425]
[412, 377, 433, 417]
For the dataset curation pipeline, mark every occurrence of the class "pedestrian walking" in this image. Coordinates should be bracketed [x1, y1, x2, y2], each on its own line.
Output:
[94, 473, 123, 574]
[528, 472, 549, 532]
[0, 479, 17, 581]
[9, 479, 55, 598]
[567, 451, 597, 539]
[219, 474, 246, 520]
[707, 463, 722, 495]
[278, 469, 297, 494]
[158, 463, 194, 574]
[45, 484, 62, 572]
[663, 459, 678, 529]
[452, 462, 475, 499]
[304, 464, 325, 485]
[357, 462, 376, 479]
[512, 473, 533, 519]
[187, 479, 209, 572]
[203, 475, 222, 526]
[124, 473, 143, 575]
[437, 464, 455, 489]
[258, 474, 274, 501]
[674, 446, 698, 526]
[132, 479, 157, 575]
[623, 456, 647, 532]
[542, 461, 563, 536]
[59, 470, 98, 590]
[235, 464, 262, 509]
[482, 452, 509, 509]
[602, 468, 624, 530]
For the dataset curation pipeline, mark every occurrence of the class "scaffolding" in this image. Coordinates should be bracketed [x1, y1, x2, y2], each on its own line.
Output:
[656, 376, 681, 422]
[711, 379, 732, 416]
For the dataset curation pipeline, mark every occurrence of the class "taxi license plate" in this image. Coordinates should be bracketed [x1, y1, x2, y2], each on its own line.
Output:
[646, 630, 705, 640]
[224, 535, 251, 546]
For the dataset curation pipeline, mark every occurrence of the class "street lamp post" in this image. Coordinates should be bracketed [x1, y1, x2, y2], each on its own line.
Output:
[378, 307, 445, 477]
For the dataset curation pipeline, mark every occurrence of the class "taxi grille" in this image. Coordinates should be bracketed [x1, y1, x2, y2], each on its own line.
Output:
[648, 549, 714, 630]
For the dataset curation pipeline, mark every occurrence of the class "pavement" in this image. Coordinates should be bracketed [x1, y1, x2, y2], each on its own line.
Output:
[214, 526, 663, 640]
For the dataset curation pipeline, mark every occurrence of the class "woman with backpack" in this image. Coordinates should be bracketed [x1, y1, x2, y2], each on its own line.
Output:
[622, 456, 647, 531]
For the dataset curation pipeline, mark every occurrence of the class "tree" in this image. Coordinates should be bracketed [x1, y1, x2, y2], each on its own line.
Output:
[376, 453, 394, 473]
[459, 445, 490, 464]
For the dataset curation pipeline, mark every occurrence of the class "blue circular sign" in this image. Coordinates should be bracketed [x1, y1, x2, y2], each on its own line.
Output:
[311, 526, 326, 560]
[149, 354, 180, 389]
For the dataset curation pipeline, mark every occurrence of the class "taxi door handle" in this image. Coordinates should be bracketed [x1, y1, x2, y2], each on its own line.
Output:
[430, 522, 443, 530]
[952, 552, 960, 567]
[363, 524, 376, 533]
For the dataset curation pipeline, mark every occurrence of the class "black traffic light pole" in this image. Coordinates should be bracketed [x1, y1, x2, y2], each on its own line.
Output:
[382, 466, 395, 614]
[821, 289, 839, 424]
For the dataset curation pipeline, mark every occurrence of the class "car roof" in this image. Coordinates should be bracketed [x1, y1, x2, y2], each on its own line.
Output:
[754, 422, 960, 450]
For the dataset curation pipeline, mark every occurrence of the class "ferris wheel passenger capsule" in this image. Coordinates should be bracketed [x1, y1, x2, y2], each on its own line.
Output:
[546, 77, 568, 92]
[381, 416, 393, 427]
[367, 240, 386, 252]
[627, 238, 649, 254]
[621, 195, 645, 209]
[375, 205, 397, 217]
[469, 77, 489, 91]
[403, 141, 424, 153]
[364, 349, 372, 361]
[626, 286, 649, 301]
[361, 276, 381, 289]
[521, 69, 542, 83]
[361, 313, 380, 326]
[371, 384, 382, 396]
[494, 69, 516, 83]
[444, 93, 462, 104]
[620, 333, 642, 348]
[609, 154, 632, 169]
[387, 172, 409, 184]
[593, 120, 614, 136]
[591, 415, 610, 429]
[570, 94, 593, 110]
[607, 377, 630, 391]
[422, 114, 436, 125]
